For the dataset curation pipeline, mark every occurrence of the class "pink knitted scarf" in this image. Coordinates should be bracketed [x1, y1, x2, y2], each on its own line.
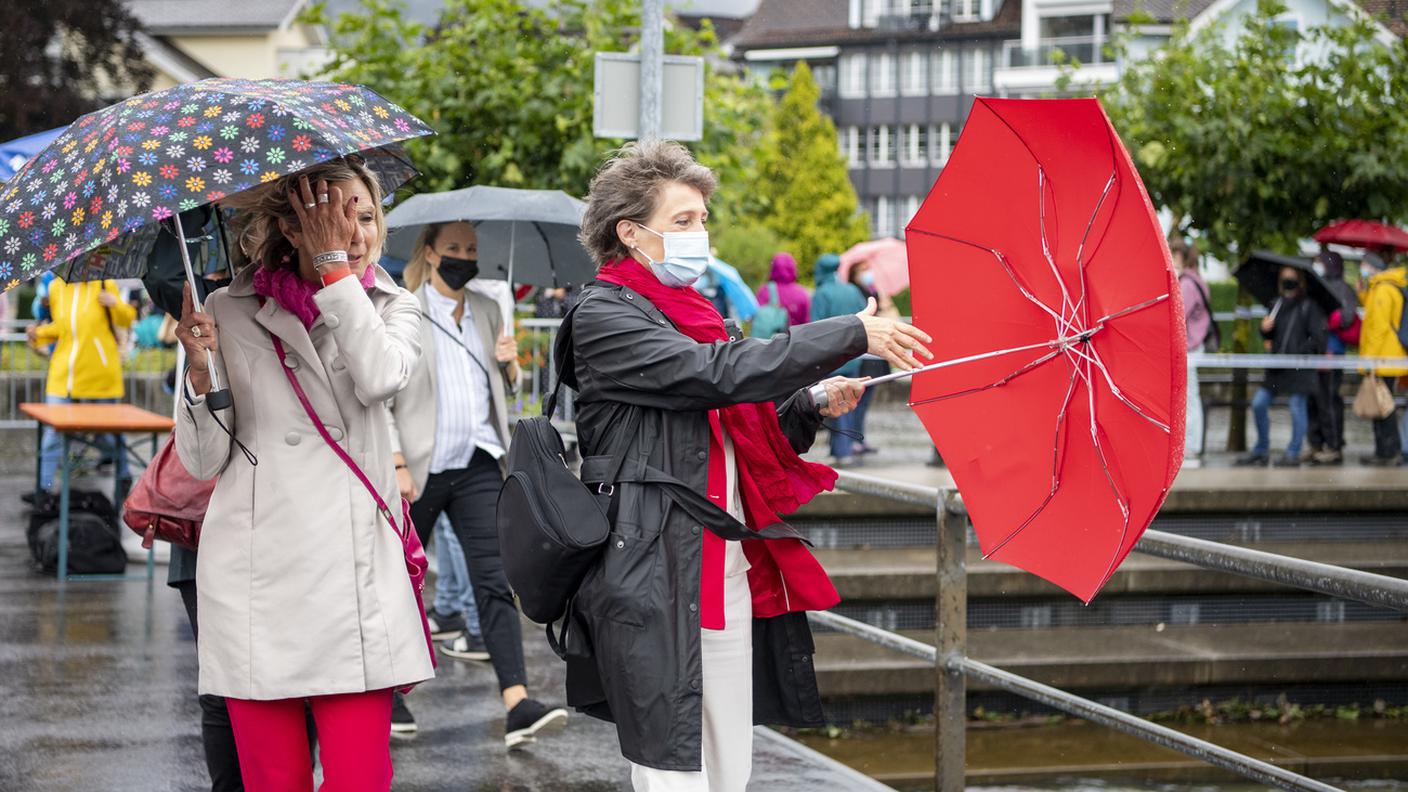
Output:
[252, 265, 377, 329]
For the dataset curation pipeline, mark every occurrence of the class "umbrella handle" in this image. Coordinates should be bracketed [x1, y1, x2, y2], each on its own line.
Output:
[170, 215, 232, 412]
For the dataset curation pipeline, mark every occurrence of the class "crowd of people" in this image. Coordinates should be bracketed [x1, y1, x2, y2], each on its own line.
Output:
[1178, 239, 1408, 468]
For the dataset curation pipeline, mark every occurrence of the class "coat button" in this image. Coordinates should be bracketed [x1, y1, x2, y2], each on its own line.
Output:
[690, 679, 701, 691]
[327, 426, 344, 441]
[688, 602, 698, 613]
[690, 526, 700, 536]
[283, 355, 299, 370]
[324, 313, 340, 329]
[695, 450, 706, 461]
[331, 356, 346, 371]
[285, 431, 301, 446]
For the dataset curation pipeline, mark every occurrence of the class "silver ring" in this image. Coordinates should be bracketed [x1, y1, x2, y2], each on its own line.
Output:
[191, 326, 202, 338]
[317, 194, 329, 204]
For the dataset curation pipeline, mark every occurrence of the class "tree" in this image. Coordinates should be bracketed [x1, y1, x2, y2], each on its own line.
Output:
[1098, 0, 1408, 261]
[748, 61, 870, 280]
[1088, 0, 1408, 449]
[0, 0, 155, 139]
[305, 0, 771, 219]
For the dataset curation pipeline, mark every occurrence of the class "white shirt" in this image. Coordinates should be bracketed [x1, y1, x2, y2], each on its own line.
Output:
[720, 421, 751, 579]
[424, 285, 504, 473]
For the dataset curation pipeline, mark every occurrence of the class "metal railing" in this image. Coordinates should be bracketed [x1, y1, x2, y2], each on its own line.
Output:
[815, 470, 1408, 792]
[515, 317, 575, 426]
[0, 330, 177, 428]
[1001, 35, 1111, 69]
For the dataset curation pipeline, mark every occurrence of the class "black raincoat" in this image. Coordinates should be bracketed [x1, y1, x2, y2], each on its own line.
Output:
[554, 280, 868, 770]
[1265, 294, 1328, 395]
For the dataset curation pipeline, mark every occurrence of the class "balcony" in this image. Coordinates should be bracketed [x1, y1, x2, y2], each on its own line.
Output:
[993, 35, 1118, 94]
[1000, 35, 1112, 69]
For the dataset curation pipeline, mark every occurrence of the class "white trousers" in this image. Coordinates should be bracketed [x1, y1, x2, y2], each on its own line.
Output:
[630, 568, 754, 792]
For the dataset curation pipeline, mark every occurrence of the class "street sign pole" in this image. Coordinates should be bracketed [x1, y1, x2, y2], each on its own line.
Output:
[639, 0, 664, 140]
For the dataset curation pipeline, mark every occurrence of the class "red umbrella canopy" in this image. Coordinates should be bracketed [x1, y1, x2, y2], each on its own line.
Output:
[1312, 220, 1408, 252]
[906, 98, 1186, 603]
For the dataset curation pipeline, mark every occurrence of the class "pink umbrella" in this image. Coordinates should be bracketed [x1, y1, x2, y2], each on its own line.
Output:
[839, 238, 910, 297]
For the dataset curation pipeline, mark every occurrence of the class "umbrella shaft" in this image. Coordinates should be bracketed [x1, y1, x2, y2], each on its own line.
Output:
[810, 338, 1061, 406]
[171, 216, 224, 393]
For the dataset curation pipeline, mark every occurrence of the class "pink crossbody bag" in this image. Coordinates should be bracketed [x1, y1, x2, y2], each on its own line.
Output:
[268, 330, 437, 689]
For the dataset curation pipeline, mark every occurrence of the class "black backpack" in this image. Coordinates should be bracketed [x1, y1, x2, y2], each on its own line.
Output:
[497, 297, 635, 627]
[26, 489, 127, 576]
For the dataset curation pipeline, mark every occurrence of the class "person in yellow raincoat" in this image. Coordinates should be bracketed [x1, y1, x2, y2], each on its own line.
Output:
[1355, 252, 1407, 466]
[26, 277, 136, 490]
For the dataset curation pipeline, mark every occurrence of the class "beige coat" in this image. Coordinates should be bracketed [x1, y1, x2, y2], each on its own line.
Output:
[176, 265, 435, 700]
[387, 285, 514, 494]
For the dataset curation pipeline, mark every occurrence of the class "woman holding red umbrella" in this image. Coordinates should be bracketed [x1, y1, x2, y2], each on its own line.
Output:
[565, 139, 931, 791]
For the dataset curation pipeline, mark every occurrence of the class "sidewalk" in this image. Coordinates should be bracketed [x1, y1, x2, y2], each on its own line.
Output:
[0, 475, 892, 792]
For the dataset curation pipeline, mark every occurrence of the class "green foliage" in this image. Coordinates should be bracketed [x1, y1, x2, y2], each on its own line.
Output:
[711, 221, 782, 288]
[1090, 0, 1408, 262]
[749, 62, 870, 279]
[304, 0, 771, 215]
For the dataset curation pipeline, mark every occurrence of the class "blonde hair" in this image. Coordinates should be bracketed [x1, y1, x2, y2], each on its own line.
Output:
[403, 223, 444, 294]
[578, 139, 717, 266]
[222, 158, 386, 272]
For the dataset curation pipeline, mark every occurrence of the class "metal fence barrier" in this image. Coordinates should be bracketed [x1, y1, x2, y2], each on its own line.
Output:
[816, 470, 1408, 792]
[0, 330, 176, 429]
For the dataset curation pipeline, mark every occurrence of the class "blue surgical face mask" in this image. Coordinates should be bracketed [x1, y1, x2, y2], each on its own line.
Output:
[635, 223, 710, 288]
[858, 270, 876, 288]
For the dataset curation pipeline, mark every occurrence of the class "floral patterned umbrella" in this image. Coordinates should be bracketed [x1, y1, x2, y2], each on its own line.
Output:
[0, 78, 433, 294]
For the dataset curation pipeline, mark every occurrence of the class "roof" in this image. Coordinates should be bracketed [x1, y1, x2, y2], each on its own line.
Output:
[1115, 0, 1405, 34]
[676, 12, 752, 43]
[124, 0, 308, 33]
[731, 0, 1020, 50]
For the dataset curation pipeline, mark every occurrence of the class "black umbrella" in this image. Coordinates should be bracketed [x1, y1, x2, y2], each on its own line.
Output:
[1233, 251, 1341, 317]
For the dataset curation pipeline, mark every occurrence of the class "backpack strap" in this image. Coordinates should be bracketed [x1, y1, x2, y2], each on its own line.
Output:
[768, 282, 781, 308]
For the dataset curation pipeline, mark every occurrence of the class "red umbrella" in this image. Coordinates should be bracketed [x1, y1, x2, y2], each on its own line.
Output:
[905, 98, 1186, 603]
[1313, 220, 1408, 252]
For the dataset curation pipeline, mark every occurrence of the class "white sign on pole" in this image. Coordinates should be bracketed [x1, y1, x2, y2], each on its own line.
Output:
[593, 52, 704, 141]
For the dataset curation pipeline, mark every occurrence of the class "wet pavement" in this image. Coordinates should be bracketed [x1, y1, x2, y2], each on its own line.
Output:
[0, 475, 892, 792]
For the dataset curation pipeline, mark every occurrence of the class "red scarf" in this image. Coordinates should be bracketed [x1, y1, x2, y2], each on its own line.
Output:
[253, 264, 377, 329]
[595, 258, 839, 532]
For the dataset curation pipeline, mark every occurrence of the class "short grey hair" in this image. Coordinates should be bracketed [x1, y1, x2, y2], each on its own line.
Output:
[578, 139, 718, 266]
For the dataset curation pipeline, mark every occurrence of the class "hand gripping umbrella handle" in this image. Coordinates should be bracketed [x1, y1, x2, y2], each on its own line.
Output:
[170, 216, 233, 412]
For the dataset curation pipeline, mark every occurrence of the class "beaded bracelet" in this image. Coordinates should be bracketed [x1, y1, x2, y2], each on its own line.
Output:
[312, 250, 349, 269]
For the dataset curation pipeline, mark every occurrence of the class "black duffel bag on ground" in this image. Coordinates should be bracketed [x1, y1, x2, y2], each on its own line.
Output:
[26, 489, 127, 576]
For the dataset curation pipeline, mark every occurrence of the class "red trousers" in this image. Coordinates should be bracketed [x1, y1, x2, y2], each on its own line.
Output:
[226, 689, 393, 792]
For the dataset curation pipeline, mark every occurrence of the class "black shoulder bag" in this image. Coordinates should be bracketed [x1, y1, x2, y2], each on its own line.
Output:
[496, 298, 637, 626]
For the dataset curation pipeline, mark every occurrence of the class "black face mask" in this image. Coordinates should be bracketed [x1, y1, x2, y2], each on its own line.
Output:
[437, 256, 479, 290]
[1280, 278, 1301, 293]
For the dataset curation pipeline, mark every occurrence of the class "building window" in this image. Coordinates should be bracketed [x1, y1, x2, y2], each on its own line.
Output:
[839, 54, 867, 98]
[900, 124, 925, 166]
[930, 122, 953, 166]
[875, 195, 894, 237]
[953, 0, 981, 22]
[931, 49, 956, 94]
[900, 51, 928, 96]
[840, 126, 862, 167]
[869, 126, 896, 167]
[901, 195, 922, 235]
[863, 0, 883, 28]
[870, 52, 896, 96]
[964, 48, 989, 93]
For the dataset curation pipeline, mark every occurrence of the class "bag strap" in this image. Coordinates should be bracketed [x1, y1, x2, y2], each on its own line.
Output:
[268, 331, 406, 540]
[544, 293, 592, 419]
[768, 282, 781, 308]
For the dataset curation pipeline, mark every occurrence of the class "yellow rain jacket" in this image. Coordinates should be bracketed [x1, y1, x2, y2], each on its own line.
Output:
[1358, 266, 1408, 377]
[31, 278, 136, 399]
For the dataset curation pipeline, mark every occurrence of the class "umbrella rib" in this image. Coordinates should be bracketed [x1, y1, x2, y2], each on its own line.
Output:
[1037, 167, 1079, 338]
[1093, 293, 1170, 326]
[1069, 169, 1118, 327]
[1077, 346, 1135, 590]
[907, 228, 1071, 331]
[981, 360, 1081, 559]
[908, 347, 1064, 407]
[1064, 343, 1171, 433]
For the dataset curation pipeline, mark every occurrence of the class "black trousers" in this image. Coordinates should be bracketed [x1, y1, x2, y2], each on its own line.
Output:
[1373, 379, 1402, 459]
[1307, 369, 1345, 452]
[176, 581, 243, 792]
[410, 449, 527, 692]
